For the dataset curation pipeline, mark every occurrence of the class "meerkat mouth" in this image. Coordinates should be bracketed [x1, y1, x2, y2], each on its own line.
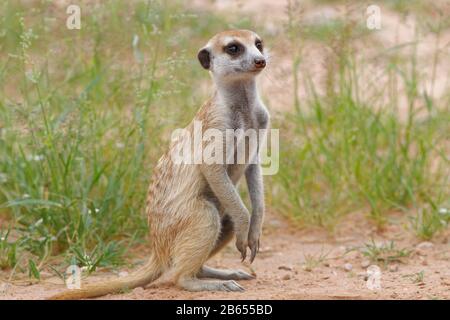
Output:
[232, 68, 262, 74]
[248, 69, 263, 74]
[232, 67, 263, 74]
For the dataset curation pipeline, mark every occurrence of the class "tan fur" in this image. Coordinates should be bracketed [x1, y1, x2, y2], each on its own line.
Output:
[48, 29, 268, 299]
[210, 30, 256, 53]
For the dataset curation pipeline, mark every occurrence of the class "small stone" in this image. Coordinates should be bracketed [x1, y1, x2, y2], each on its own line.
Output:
[416, 242, 434, 255]
[302, 265, 312, 272]
[389, 264, 398, 272]
[416, 242, 434, 250]
[118, 271, 129, 277]
[278, 265, 293, 271]
[282, 274, 291, 280]
[344, 263, 353, 272]
[132, 287, 145, 294]
[361, 260, 371, 268]
[323, 261, 330, 267]
[416, 251, 426, 256]
[417, 282, 426, 287]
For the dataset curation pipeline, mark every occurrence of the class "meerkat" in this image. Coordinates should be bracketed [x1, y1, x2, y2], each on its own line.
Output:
[49, 29, 269, 299]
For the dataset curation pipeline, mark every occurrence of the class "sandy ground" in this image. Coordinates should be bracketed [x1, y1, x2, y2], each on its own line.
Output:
[1, 211, 449, 300]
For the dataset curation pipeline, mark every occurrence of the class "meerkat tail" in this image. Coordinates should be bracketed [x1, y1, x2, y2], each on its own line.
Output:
[48, 255, 162, 300]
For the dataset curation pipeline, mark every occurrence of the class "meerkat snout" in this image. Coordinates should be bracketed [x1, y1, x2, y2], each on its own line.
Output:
[254, 58, 266, 69]
[197, 29, 268, 78]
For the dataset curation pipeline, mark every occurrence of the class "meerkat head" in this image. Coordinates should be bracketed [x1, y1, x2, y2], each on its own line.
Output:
[197, 29, 267, 81]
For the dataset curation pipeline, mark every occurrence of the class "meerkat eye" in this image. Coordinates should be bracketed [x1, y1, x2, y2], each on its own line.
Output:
[225, 43, 240, 55]
[255, 40, 263, 52]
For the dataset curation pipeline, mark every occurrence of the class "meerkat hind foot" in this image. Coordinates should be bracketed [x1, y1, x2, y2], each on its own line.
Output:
[178, 277, 245, 292]
[198, 265, 255, 281]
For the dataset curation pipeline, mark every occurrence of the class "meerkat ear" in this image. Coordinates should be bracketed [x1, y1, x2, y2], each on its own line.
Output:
[197, 48, 210, 70]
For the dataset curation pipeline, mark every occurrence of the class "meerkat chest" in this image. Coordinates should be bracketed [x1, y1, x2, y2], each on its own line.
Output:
[228, 101, 269, 131]
[225, 102, 269, 183]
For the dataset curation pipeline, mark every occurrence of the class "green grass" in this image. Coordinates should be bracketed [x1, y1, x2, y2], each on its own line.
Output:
[302, 250, 330, 272]
[410, 206, 450, 240]
[273, 79, 449, 228]
[361, 240, 411, 267]
[272, 2, 450, 229]
[403, 270, 425, 284]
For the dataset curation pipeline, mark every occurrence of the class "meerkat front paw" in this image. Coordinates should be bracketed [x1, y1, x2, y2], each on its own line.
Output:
[248, 209, 263, 263]
[235, 231, 248, 261]
[234, 210, 250, 261]
[248, 230, 260, 263]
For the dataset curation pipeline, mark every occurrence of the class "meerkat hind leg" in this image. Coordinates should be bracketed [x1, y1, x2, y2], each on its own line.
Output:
[178, 277, 244, 292]
[173, 202, 245, 292]
[197, 216, 254, 281]
[198, 265, 254, 281]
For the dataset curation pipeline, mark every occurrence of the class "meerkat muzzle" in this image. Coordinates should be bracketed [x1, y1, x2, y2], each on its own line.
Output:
[254, 58, 266, 69]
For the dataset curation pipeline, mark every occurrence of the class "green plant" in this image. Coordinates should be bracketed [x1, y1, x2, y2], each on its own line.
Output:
[0, 229, 18, 269]
[410, 205, 450, 240]
[272, 0, 450, 230]
[302, 249, 330, 271]
[69, 241, 125, 274]
[403, 270, 425, 284]
[361, 240, 411, 266]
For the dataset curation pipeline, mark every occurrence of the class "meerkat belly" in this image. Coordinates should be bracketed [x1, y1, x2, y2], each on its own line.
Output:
[224, 108, 263, 183]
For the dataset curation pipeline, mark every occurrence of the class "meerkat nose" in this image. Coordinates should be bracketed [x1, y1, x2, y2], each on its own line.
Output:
[254, 58, 266, 69]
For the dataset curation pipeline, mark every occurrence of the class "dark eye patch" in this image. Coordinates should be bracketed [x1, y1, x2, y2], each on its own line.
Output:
[255, 39, 263, 52]
[224, 42, 244, 56]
